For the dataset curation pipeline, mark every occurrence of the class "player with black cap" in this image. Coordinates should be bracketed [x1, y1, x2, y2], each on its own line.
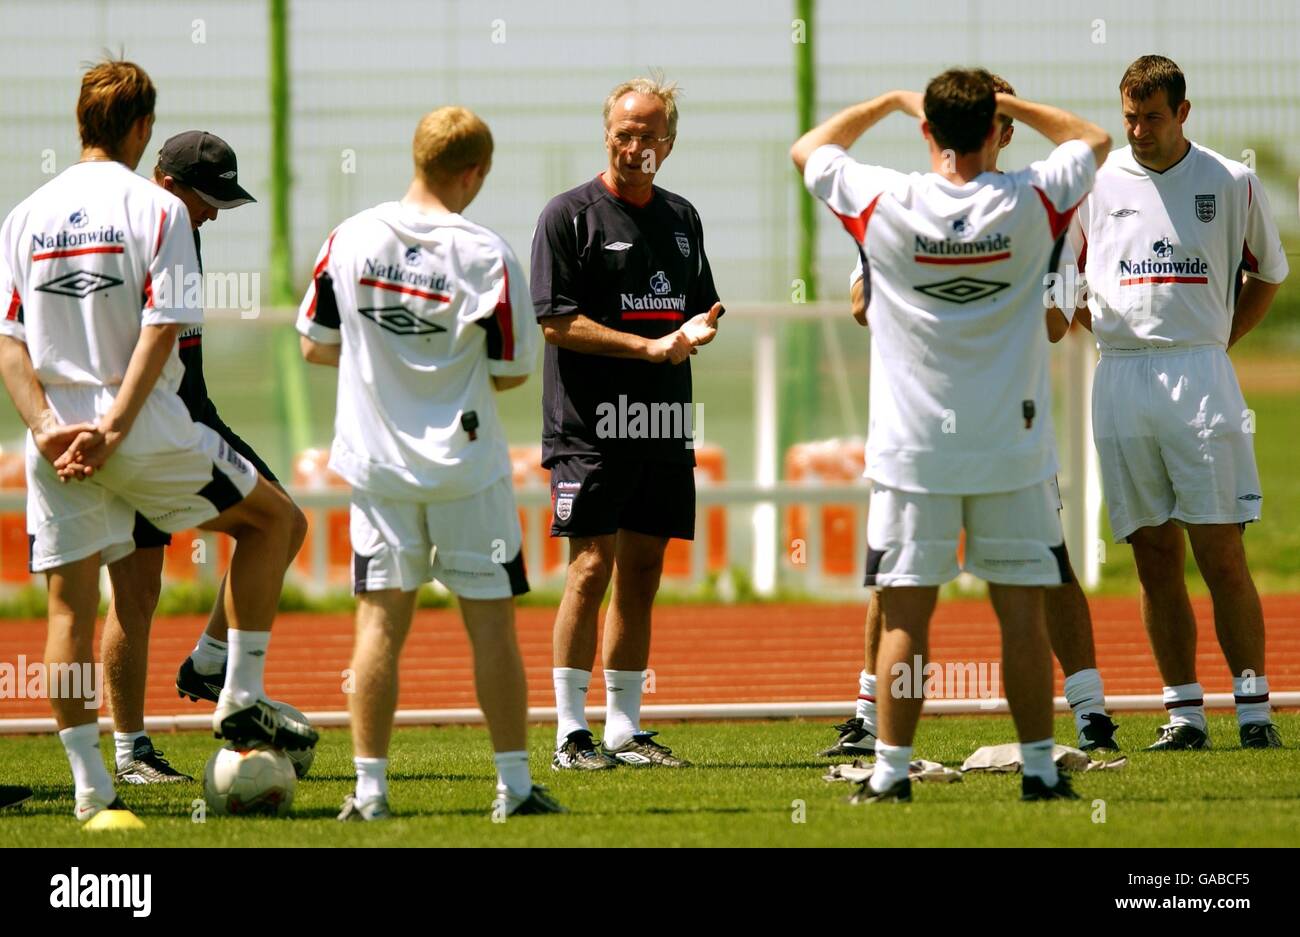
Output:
[101, 130, 308, 785]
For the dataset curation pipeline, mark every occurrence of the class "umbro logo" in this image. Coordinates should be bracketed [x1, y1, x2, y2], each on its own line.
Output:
[35, 270, 123, 298]
[219, 170, 237, 179]
[605, 241, 633, 251]
[1239, 493, 1262, 501]
[1110, 208, 1138, 217]
[914, 276, 1009, 305]
[358, 305, 448, 336]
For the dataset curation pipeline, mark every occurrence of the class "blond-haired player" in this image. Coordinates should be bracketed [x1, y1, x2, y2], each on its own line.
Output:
[300, 106, 560, 819]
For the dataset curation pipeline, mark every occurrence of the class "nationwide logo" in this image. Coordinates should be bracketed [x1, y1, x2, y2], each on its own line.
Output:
[360, 258, 451, 302]
[403, 244, 422, 265]
[913, 233, 1011, 265]
[952, 216, 968, 233]
[30, 224, 125, 258]
[1117, 240, 1209, 286]
[650, 270, 671, 295]
[358, 304, 448, 336]
[35, 270, 123, 298]
[914, 276, 1009, 304]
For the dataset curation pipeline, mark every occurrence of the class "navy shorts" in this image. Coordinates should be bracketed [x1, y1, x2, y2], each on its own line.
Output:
[549, 454, 695, 541]
[132, 426, 277, 549]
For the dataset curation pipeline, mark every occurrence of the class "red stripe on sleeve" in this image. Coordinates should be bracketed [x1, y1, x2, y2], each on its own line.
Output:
[1077, 233, 1088, 273]
[494, 262, 515, 361]
[6, 288, 21, 322]
[142, 272, 154, 309]
[831, 193, 883, 245]
[153, 209, 168, 258]
[1032, 187, 1080, 241]
[306, 231, 338, 320]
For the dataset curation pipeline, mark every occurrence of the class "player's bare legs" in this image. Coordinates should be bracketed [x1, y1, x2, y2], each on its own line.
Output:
[460, 597, 529, 753]
[200, 491, 307, 644]
[1185, 523, 1277, 744]
[602, 529, 667, 671]
[1130, 523, 1199, 684]
[103, 547, 164, 736]
[861, 585, 935, 799]
[48, 554, 124, 817]
[197, 475, 315, 749]
[989, 584, 1054, 743]
[349, 589, 417, 759]
[1129, 521, 1210, 747]
[554, 535, 615, 670]
[1045, 579, 1096, 672]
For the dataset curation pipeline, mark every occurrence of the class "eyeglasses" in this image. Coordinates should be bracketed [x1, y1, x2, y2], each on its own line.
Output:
[607, 130, 674, 148]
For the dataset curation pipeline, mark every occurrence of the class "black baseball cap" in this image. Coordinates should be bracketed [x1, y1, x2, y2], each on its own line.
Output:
[157, 131, 256, 210]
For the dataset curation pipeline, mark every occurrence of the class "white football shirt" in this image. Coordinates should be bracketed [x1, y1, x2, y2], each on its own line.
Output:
[297, 201, 538, 501]
[1068, 143, 1288, 350]
[0, 160, 202, 453]
[806, 139, 1096, 494]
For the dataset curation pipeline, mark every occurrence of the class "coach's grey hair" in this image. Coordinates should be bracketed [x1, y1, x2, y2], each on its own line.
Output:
[603, 74, 680, 137]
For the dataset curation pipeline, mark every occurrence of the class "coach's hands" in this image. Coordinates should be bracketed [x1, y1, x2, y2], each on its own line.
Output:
[645, 330, 695, 365]
[681, 302, 722, 349]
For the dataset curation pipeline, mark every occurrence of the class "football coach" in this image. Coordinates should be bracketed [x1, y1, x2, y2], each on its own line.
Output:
[531, 75, 723, 772]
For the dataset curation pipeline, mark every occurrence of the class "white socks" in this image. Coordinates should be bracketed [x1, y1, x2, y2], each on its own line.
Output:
[226, 629, 270, 705]
[553, 668, 591, 746]
[603, 669, 644, 750]
[1021, 737, 1059, 786]
[1163, 682, 1207, 732]
[113, 730, 145, 770]
[1063, 668, 1107, 739]
[60, 723, 115, 802]
[855, 670, 877, 732]
[494, 750, 532, 800]
[354, 756, 388, 802]
[870, 741, 912, 792]
[1234, 673, 1271, 727]
[190, 634, 229, 675]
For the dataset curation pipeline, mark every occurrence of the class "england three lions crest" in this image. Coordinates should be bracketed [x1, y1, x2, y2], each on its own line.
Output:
[1195, 193, 1215, 223]
[675, 233, 690, 258]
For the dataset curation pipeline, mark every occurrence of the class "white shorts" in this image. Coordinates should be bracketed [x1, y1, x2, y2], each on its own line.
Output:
[350, 476, 528, 599]
[26, 424, 258, 573]
[865, 480, 1070, 587]
[1093, 346, 1261, 543]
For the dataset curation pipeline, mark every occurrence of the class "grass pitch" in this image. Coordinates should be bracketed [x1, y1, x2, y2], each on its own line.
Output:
[1, 712, 1297, 847]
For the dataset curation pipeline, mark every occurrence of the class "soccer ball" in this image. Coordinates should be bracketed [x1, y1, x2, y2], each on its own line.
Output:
[203, 744, 296, 817]
[270, 700, 315, 779]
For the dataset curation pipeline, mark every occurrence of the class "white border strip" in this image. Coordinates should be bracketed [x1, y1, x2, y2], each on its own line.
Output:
[1, 693, 1295, 734]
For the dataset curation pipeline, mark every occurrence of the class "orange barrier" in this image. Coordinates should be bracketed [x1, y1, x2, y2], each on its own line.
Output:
[663, 444, 728, 578]
[293, 448, 352, 586]
[0, 453, 29, 585]
[784, 439, 868, 578]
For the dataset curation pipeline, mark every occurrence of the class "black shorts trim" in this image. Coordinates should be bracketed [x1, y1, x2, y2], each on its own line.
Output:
[132, 513, 172, 549]
[863, 547, 887, 587]
[352, 551, 373, 595]
[198, 465, 245, 515]
[1049, 543, 1074, 585]
[504, 549, 529, 596]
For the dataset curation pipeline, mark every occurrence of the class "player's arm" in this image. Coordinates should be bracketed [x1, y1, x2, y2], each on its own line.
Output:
[850, 275, 867, 327]
[994, 94, 1111, 169]
[790, 90, 923, 174]
[492, 374, 527, 391]
[0, 336, 96, 467]
[542, 313, 694, 364]
[300, 336, 340, 367]
[1229, 277, 1282, 349]
[1229, 177, 1289, 349]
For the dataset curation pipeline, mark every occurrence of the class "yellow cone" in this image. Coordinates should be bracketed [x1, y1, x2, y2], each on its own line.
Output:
[82, 809, 146, 832]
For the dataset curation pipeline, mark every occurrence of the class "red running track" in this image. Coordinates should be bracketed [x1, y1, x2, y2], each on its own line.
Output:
[1, 596, 1298, 719]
